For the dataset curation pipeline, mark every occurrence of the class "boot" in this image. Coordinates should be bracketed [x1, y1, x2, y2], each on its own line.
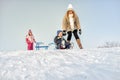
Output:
[76, 39, 83, 49]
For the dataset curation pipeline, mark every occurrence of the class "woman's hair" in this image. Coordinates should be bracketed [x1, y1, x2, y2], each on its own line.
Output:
[67, 10, 75, 18]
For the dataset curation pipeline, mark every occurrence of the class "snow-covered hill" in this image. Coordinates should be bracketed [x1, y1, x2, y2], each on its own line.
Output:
[0, 48, 120, 80]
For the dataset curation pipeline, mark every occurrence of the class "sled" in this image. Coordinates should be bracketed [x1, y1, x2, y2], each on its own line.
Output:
[35, 41, 74, 50]
[35, 42, 55, 50]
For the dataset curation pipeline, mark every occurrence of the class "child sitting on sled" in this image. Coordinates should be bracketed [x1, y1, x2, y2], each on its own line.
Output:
[54, 30, 71, 49]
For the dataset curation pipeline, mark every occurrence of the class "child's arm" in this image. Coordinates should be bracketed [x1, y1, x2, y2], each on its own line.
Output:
[54, 36, 62, 45]
[26, 38, 31, 44]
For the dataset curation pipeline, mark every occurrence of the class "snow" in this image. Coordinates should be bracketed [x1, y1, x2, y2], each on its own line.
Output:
[0, 48, 120, 80]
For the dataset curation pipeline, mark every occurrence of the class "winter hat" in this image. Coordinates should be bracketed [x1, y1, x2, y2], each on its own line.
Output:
[67, 4, 73, 11]
[57, 30, 62, 36]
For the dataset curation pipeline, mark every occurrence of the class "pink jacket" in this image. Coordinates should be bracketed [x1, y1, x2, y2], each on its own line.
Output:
[26, 35, 35, 50]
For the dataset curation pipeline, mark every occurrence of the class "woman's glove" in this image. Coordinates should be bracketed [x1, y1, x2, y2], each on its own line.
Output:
[79, 29, 82, 35]
[62, 30, 66, 36]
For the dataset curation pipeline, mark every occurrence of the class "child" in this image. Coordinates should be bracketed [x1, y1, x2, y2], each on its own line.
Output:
[54, 30, 71, 49]
[26, 29, 36, 50]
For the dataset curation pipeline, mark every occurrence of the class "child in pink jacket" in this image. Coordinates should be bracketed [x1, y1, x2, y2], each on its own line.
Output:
[26, 29, 36, 50]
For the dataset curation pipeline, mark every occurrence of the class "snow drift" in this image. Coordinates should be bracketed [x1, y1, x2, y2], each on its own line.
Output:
[0, 48, 120, 80]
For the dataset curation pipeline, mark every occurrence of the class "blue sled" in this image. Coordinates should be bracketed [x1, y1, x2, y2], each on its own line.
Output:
[35, 42, 55, 50]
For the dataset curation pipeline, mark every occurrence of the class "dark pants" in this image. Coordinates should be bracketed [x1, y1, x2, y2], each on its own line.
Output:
[67, 29, 79, 41]
[56, 42, 71, 49]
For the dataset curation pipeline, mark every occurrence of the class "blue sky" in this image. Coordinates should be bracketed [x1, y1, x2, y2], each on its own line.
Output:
[0, 0, 120, 51]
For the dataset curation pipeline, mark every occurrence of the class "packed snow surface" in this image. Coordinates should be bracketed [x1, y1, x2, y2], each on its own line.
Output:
[0, 48, 120, 80]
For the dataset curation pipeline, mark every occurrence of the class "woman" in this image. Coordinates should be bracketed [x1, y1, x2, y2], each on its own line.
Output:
[26, 29, 36, 50]
[62, 4, 83, 49]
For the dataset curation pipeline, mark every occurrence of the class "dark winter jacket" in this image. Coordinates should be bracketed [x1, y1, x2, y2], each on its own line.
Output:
[54, 36, 71, 49]
[54, 36, 66, 44]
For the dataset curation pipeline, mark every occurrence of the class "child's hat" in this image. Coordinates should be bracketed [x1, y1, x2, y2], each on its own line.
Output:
[57, 30, 62, 35]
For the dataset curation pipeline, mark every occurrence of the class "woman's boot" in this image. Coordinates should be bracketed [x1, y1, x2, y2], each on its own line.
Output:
[76, 39, 83, 49]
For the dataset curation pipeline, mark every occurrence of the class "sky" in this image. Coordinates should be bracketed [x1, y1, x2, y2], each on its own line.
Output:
[0, 0, 120, 51]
